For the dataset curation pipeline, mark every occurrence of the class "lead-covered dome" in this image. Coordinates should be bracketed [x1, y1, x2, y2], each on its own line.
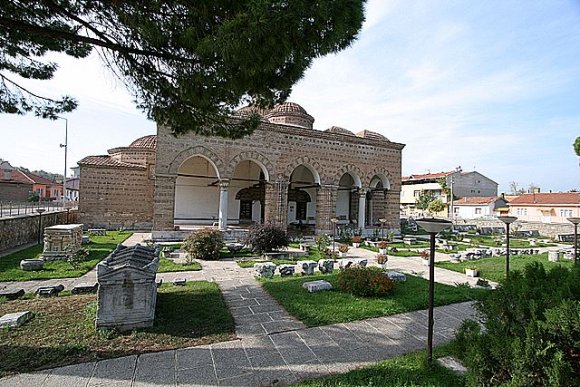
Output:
[355, 130, 389, 141]
[325, 126, 354, 136]
[129, 135, 157, 149]
[266, 102, 314, 129]
[234, 105, 271, 118]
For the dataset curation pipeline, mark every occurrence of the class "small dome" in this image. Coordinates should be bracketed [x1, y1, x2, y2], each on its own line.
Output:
[266, 102, 314, 129]
[129, 135, 157, 149]
[325, 126, 354, 136]
[234, 105, 271, 118]
[355, 130, 389, 141]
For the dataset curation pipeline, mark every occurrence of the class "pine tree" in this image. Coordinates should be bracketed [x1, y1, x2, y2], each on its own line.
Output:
[0, 0, 366, 138]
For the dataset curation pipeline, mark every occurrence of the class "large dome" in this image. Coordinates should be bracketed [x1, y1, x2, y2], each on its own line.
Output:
[234, 105, 271, 118]
[266, 102, 314, 129]
[129, 135, 157, 149]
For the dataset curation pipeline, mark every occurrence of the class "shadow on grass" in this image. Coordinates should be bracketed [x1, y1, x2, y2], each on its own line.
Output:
[0, 282, 235, 377]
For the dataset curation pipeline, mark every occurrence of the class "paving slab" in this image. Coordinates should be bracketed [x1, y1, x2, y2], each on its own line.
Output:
[42, 362, 95, 387]
[87, 355, 137, 387]
[176, 365, 217, 386]
[134, 351, 176, 386]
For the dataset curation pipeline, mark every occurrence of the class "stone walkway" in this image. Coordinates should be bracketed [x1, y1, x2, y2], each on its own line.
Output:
[0, 300, 476, 387]
[1, 237, 483, 386]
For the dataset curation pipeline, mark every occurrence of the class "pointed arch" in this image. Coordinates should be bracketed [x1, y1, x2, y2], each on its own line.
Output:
[168, 146, 224, 178]
[226, 151, 273, 182]
[285, 156, 322, 184]
[334, 164, 363, 188]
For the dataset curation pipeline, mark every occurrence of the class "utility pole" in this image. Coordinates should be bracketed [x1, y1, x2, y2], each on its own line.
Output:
[449, 176, 455, 220]
[58, 117, 68, 206]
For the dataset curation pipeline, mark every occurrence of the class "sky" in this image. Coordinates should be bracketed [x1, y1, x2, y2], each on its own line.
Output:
[1, 0, 579, 193]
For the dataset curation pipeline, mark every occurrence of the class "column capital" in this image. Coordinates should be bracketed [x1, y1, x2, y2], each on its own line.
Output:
[219, 179, 230, 189]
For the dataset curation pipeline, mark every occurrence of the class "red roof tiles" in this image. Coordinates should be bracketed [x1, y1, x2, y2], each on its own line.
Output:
[452, 196, 500, 205]
[509, 193, 580, 205]
[78, 156, 146, 169]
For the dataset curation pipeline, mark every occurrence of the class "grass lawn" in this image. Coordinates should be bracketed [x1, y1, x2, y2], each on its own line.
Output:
[459, 236, 555, 248]
[220, 248, 260, 259]
[361, 245, 421, 257]
[260, 272, 488, 326]
[0, 231, 132, 282]
[0, 281, 235, 377]
[236, 247, 324, 268]
[296, 344, 465, 387]
[157, 257, 201, 272]
[435, 253, 574, 283]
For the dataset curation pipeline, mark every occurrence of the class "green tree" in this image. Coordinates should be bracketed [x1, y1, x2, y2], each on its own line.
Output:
[574, 136, 580, 157]
[427, 198, 446, 214]
[0, 0, 366, 138]
[415, 191, 435, 211]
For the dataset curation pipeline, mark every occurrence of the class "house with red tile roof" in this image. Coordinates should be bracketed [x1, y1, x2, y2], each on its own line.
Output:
[507, 192, 580, 224]
[451, 196, 508, 219]
[0, 160, 32, 202]
[11, 169, 62, 201]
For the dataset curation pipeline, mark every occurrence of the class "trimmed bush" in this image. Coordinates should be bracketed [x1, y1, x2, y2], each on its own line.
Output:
[337, 267, 395, 297]
[454, 263, 580, 386]
[183, 228, 224, 261]
[245, 223, 289, 254]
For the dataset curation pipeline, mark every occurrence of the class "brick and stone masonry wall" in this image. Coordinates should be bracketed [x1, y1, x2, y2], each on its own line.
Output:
[0, 210, 78, 253]
[79, 165, 154, 230]
[456, 218, 576, 239]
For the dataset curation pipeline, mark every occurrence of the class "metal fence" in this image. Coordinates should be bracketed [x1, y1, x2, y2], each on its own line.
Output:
[0, 201, 69, 218]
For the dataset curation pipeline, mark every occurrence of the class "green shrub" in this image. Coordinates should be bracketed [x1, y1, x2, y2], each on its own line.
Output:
[316, 234, 331, 251]
[183, 228, 224, 261]
[454, 263, 580, 386]
[337, 267, 395, 297]
[245, 223, 289, 254]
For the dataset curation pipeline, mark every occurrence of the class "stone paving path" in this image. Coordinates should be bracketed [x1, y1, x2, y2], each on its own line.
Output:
[0, 300, 476, 387]
[1, 236, 483, 386]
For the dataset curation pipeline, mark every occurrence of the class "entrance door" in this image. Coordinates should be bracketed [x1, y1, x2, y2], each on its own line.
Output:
[240, 200, 253, 222]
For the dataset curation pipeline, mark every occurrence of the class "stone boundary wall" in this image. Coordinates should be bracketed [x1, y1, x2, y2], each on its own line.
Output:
[455, 218, 575, 239]
[0, 210, 79, 253]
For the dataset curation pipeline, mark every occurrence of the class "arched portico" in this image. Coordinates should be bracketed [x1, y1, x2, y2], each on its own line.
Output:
[367, 174, 390, 227]
[230, 159, 268, 226]
[288, 164, 319, 230]
[174, 155, 221, 226]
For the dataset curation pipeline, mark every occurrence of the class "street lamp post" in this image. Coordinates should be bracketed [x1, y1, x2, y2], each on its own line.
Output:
[498, 216, 517, 278]
[57, 116, 68, 206]
[415, 217, 452, 366]
[36, 208, 46, 245]
[567, 217, 580, 266]
[330, 218, 338, 253]
[379, 218, 387, 240]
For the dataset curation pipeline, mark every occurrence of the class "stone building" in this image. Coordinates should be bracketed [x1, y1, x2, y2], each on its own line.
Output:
[400, 168, 498, 217]
[79, 102, 404, 238]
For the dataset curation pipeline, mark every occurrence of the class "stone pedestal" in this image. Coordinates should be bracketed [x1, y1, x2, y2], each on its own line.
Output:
[96, 245, 160, 331]
[41, 224, 83, 261]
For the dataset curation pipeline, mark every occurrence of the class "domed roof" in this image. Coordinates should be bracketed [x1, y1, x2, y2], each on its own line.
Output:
[325, 126, 354, 136]
[269, 102, 308, 115]
[129, 135, 157, 149]
[355, 130, 389, 141]
[234, 105, 271, 118]
[265, 102, 314, 129]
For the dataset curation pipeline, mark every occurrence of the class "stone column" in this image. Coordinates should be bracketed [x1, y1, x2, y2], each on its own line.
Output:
[371, 190, 386, 225]
[358, 189, 367, 231]
[385, 189, 401, 231]
[152, 174, 177, 232]
[218, 180, 229, 230]
[264, 176, 289, 230]
[315, 184, 338, 233]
